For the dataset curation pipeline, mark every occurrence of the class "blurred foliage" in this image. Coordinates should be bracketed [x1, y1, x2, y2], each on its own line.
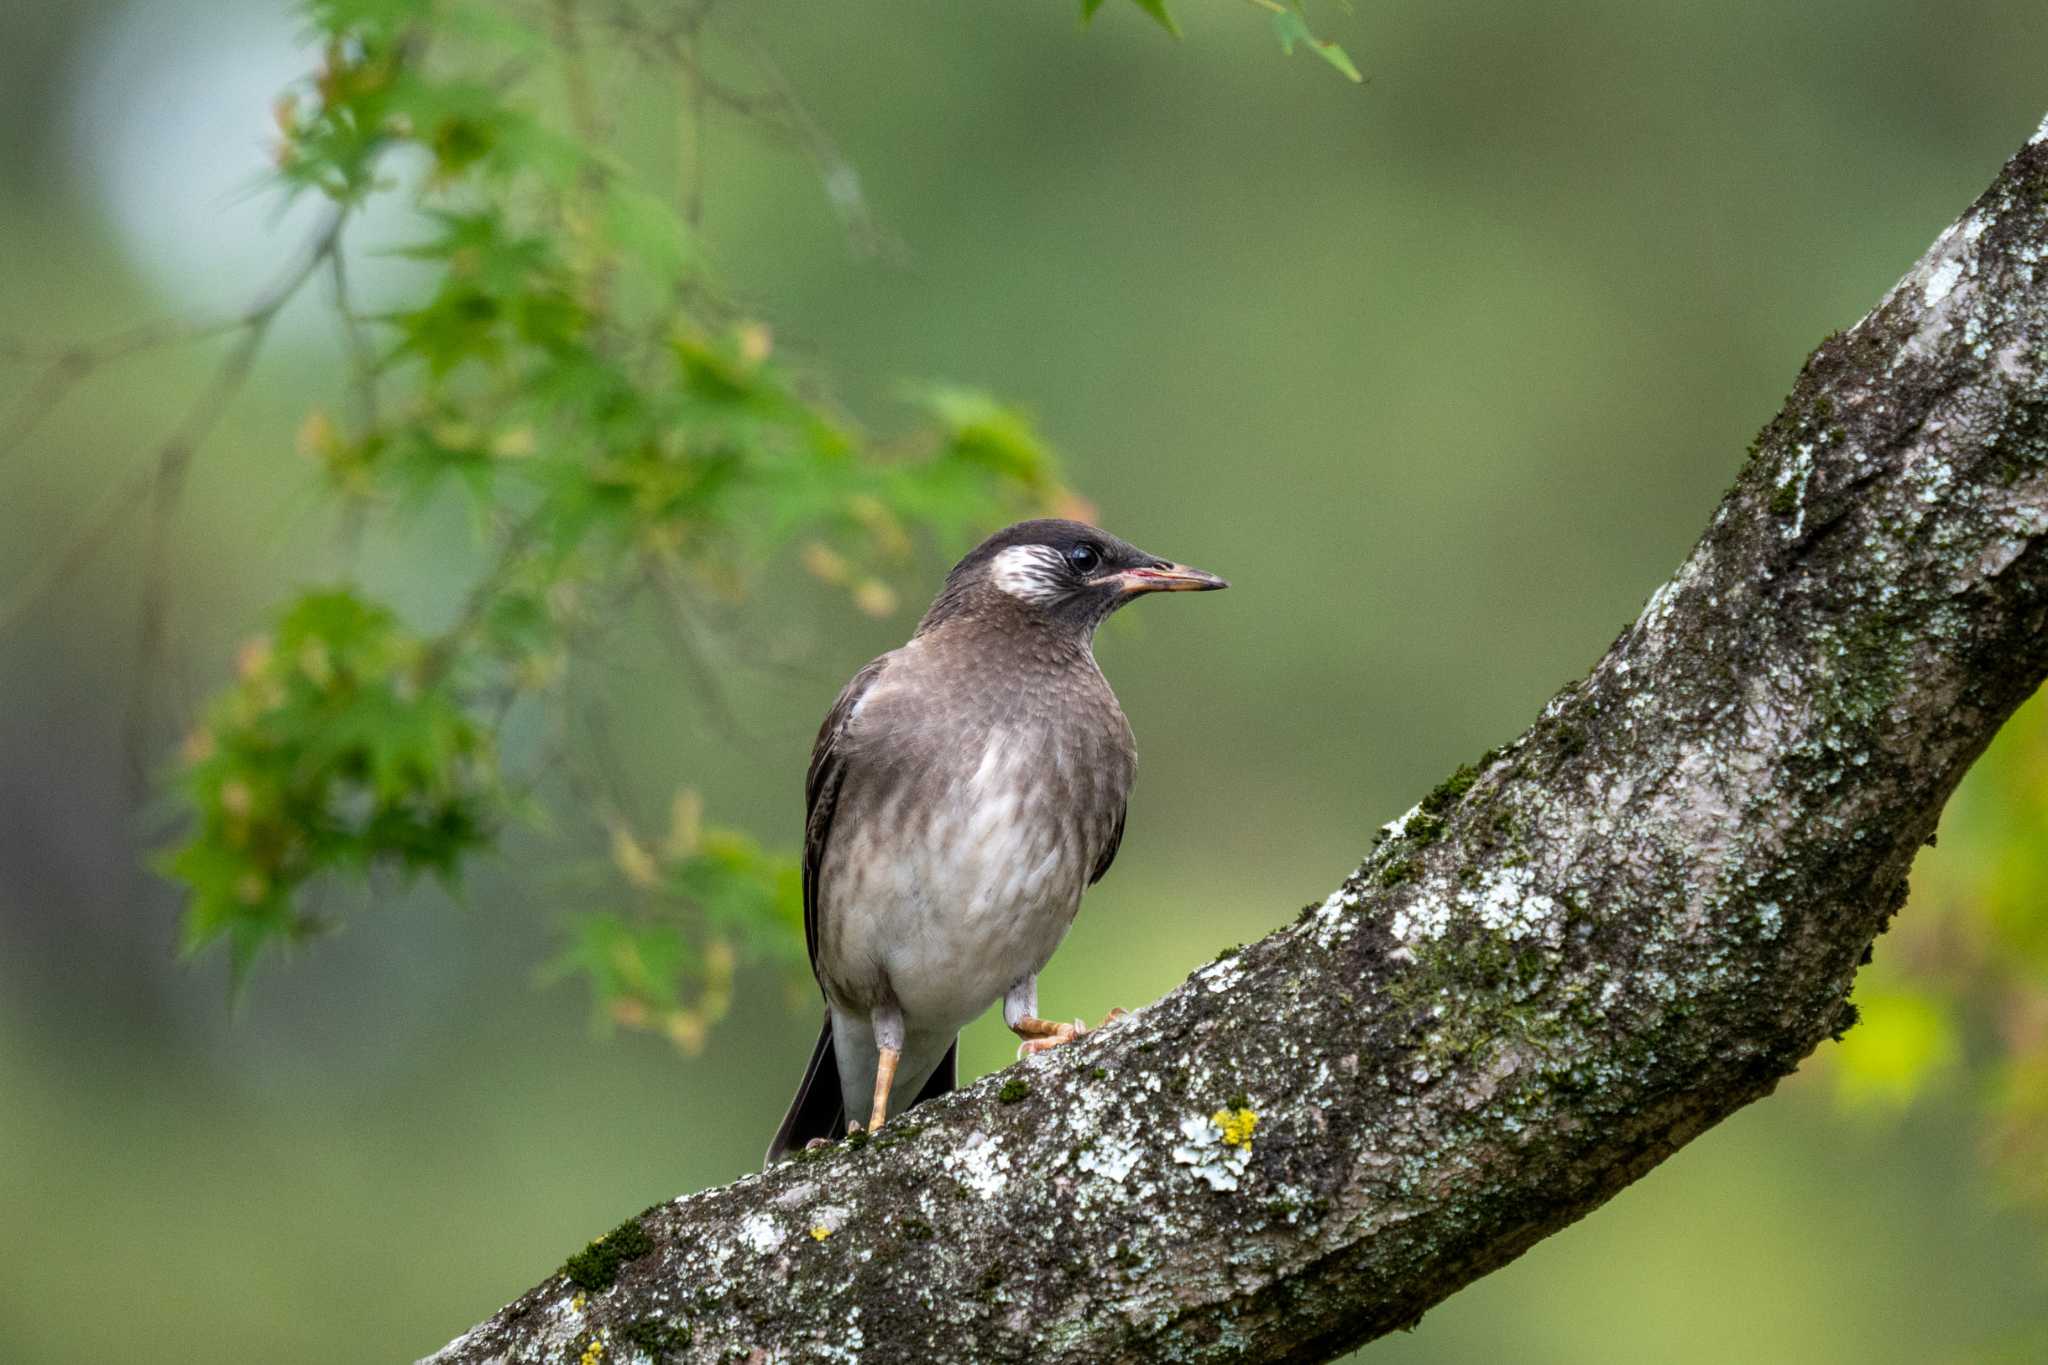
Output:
[155, 0, 1077, 1038]
[1828, 688, 2048, 1225]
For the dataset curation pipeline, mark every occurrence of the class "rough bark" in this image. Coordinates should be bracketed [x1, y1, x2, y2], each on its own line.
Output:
[423, 117, 2048, 1365]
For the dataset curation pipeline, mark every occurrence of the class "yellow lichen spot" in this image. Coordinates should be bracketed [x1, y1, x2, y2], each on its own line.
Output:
[1213, 1107, 1259, 1149]
[571, 1293, 587, 1314]
[578, 1336, 605, 1365]
[810, 1224, 832, 1241]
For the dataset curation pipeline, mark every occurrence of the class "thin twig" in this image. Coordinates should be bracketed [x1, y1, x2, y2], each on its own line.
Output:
[419, 504, 552, 682]
[738, 31, 902, 262]
[0, 466, 155, 633]
[648, 561, 754, 744]
[677, 10, 708, 232]
[0, 319, 240, 468]
[327, 231, 381, 428]
[1, 206, 349, 649]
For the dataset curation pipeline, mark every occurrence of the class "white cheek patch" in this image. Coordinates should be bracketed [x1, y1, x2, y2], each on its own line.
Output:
[989, 544, 1070, 604]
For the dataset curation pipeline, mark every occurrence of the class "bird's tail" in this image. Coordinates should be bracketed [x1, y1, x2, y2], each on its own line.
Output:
[763, 1013, 960, 1167]
[765, 1014, 845, 1168]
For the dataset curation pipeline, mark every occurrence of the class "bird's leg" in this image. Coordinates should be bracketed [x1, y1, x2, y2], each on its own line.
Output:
[867, 1002, 904, 1134]
[1005, 976, 1086, 1057]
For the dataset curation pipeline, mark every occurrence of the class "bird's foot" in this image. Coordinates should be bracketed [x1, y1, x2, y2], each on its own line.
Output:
[1011, 1008, 1130, 1057]
[805, 1137, 833, 1151]
[1012, 1013, 1088, 1057]
[1018, 1019, 1084, 1057]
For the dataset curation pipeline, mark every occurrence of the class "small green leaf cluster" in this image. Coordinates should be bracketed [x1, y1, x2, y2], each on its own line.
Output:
[541, 803, 803, 1050]
[162, 591, 492, 981]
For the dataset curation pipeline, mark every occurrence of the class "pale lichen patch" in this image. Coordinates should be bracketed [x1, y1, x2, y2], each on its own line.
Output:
[1171, 1112, 1255, 1191]
[1197, 957, 1246, 993]
[1077, 1134, 1144, 1183]
[1924, 257, 1964, 307]
[1458, 867, 1559, 942]
[1311, 885, 1361, 946]
[944, 1130, 1012, 1197]
[739, 1211, 782, 1255]
[1389, 892, 1451, 942]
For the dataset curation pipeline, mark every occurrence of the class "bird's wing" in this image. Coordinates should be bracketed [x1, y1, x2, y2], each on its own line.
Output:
[804, 653, 889, 977]
[1089, 803, 1126, 886]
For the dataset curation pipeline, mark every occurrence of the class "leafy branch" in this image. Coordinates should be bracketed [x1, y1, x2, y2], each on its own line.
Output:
[7, 0, 1077, 1043]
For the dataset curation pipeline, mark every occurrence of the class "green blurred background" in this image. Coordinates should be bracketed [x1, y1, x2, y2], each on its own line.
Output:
[3, 1, 2046, 1360]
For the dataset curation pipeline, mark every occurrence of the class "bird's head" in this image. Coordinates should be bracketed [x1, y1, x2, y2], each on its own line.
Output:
[918, 518, 1228, 637]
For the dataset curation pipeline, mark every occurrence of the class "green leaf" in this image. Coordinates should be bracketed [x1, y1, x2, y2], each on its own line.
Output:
[1131, 0, 1181, 38]
[605, 181, 696, 282]
[1269, 10, 1363, 82]
[908, 384, 1061, 493]
[1079, 0, 1176, 36]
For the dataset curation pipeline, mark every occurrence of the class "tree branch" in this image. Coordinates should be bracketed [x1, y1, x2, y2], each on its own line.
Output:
[421, 116, 2048, 1365]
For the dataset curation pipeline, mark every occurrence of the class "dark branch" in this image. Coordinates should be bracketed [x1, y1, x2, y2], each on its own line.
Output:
[422, 117, 2048, 1365]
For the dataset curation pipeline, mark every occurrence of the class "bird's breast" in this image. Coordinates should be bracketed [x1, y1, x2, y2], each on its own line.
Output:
[818, 690, 1132, 1028]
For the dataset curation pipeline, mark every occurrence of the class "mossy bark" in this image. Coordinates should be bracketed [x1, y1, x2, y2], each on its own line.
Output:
[422, 118, 2048, 1365]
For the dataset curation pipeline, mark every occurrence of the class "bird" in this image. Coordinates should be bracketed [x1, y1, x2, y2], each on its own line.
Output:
[764, 518, 1227, 1165]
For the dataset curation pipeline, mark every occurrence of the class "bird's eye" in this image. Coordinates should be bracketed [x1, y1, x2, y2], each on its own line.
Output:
[1066, 543, 1102, 574]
